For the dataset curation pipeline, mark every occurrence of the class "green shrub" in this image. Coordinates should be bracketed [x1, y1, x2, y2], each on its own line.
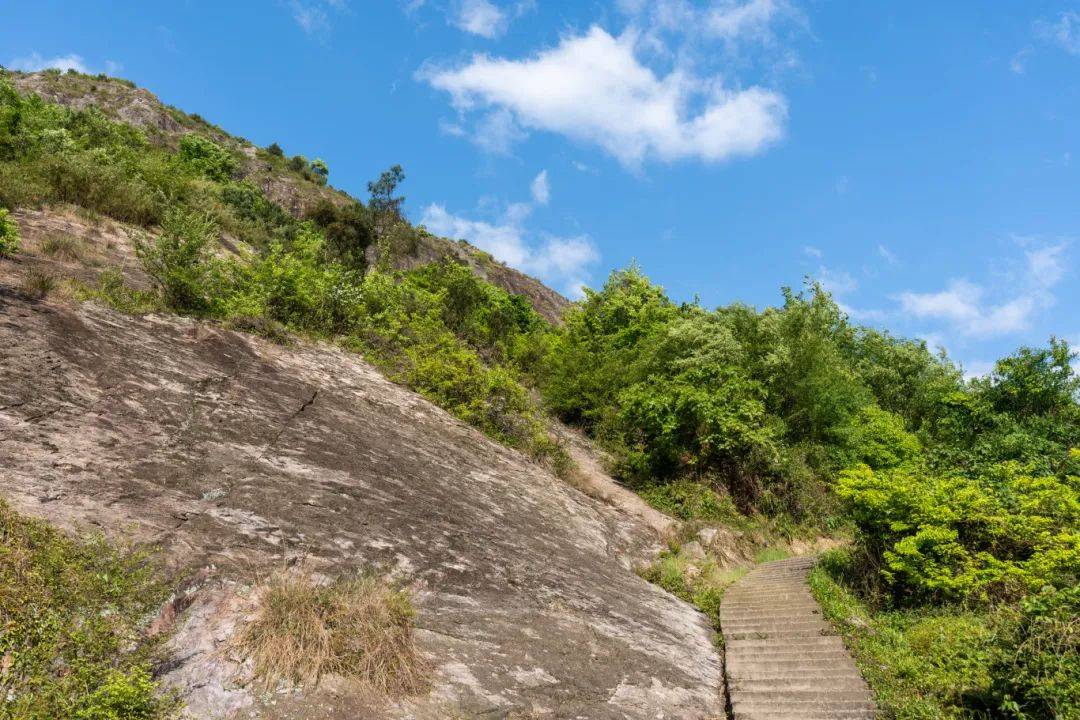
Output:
[991, 585, 1080, 719]
[135, 208, 219, 314]
[837, 462, 1079, 604]
[638, 481, 740, 522]
[0, 499, 171, 719]
[82, 270, 163, 315]
[305, 198, 374, 271]
[176, 134, 237, 181]
[811, 551, 997, 719]
[0, 206, 18, 256]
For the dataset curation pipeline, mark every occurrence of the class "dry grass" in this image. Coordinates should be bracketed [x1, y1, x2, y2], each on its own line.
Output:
[40, 233, 85, 261]
[232, 568, 428, 699]
[19, 266, 57, 299]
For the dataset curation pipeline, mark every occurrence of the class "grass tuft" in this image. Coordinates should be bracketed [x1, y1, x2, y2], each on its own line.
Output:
[18, 266, 56, 299]
[232, 569, 428, 700]
[40, 234, 84, 261]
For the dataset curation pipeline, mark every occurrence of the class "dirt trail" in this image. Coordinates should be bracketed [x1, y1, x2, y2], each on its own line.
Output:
[557, 424, 676, 540]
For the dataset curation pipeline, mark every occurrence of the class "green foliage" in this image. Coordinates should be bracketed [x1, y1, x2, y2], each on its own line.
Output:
[638, 481, 741, 522]
[811, 552, 997, 719]
[0, 499, 171, 719]
[813, 550, 1079, 720]
[267, 142, 284, 157]
[177, 134, 237, 181]
[135, 208, 219, 314]
[637, 545, 745, 629]
[991, 585, 1080, 719]
[0, 206, 18, 256]
[368, 164, 405, 220]
[837, 462, 1078, 604]
[310, 158, 329, 185]
[305, 198, 374, 270]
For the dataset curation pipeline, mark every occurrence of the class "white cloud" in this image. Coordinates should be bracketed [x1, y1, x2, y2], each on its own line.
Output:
[530, 170, 550, 205]
[802, 245, 822, 259]
[420, 203, 598, 296]
[419, 26, 786, 166]
[838, 302, 887, 323]
[1035, 10, 1080, 56]
[897, 241, 1069, 338]
[290, 1, 329, 33]
[617, 0, 796, 49]
[453, 0, 506, 38]
[816, 266, 858, 295]
[473, 108, 526, 154]
[9, 53, 90, 73]
[878, 244, 897, 265]
[1010, 46, 1032, 74]
[706, 0, 783, 41]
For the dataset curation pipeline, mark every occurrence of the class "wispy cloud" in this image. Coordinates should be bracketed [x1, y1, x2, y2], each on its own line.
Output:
[530, 170, 550, 205]
[877, 244, 897, 265]
[1034, 10, 1080, 56]
[419, 26, 786, 166]
[9, 53, 91, 73]
[288, 0, 349, 35]
[290, 1, 329, 34]
[897, 240, 1070, 338]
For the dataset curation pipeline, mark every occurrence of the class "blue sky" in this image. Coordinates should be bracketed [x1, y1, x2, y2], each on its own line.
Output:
[4, 1, 1079, 375]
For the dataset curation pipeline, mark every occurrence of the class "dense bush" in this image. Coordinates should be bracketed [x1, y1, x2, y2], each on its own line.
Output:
[0, 499, 171, 719]
[305, 198, 374, 271]
[135, 209, 219, 314]
[837, 461, 1079, 604]
[176, 134, 237, 182]
[0, 206, 18, 256]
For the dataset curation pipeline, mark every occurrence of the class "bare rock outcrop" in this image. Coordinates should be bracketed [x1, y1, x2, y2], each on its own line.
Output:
[0, 279, 721, 719]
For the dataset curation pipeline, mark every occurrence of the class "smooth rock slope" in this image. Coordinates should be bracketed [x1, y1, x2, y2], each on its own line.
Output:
[719, 557, 875, 720]
[0, 284, 722, 719]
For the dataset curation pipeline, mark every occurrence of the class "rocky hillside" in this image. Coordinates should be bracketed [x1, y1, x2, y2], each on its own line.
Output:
[0, 267, 720, 719]
[4, 69, 569, 323]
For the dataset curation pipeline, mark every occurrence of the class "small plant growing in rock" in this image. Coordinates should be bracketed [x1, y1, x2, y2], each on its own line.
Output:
[232, 568, 428, 699]
[19, 266, 56, 299]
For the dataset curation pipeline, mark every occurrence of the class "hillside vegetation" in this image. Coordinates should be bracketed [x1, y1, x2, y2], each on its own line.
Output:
[0, 68, 1077, 719]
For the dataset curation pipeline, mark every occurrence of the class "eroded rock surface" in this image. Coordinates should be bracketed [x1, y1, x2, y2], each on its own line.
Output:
[0, 283, 721, 719]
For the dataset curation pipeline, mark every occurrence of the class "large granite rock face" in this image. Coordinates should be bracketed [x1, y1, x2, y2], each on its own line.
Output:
[0, 285, 722, 719]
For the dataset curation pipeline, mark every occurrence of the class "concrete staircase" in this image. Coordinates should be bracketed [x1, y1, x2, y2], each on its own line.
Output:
[719, 556, 876, 720]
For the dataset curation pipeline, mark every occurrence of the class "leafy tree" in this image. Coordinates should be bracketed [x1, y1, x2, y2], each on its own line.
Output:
[135, 209, 219, 314]
[267, 142, 283, 157]
[368, 164, 406, 219]
[310, 158, 329, 185]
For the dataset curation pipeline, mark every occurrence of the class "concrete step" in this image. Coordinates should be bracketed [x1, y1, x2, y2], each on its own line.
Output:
[721, 556, 876, 718]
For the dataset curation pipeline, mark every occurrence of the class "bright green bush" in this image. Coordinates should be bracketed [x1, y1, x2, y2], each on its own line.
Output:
[177, 134, 237, 181]
[837, 462, 1079, 604]
[811, 551, 997, 719]
[0, 206, 18, 256]
[638, 481, 741, 522]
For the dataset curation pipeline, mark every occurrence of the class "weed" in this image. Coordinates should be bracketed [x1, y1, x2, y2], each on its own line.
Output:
[18, 266, 56, 299]
[40, 234, 84, 261]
